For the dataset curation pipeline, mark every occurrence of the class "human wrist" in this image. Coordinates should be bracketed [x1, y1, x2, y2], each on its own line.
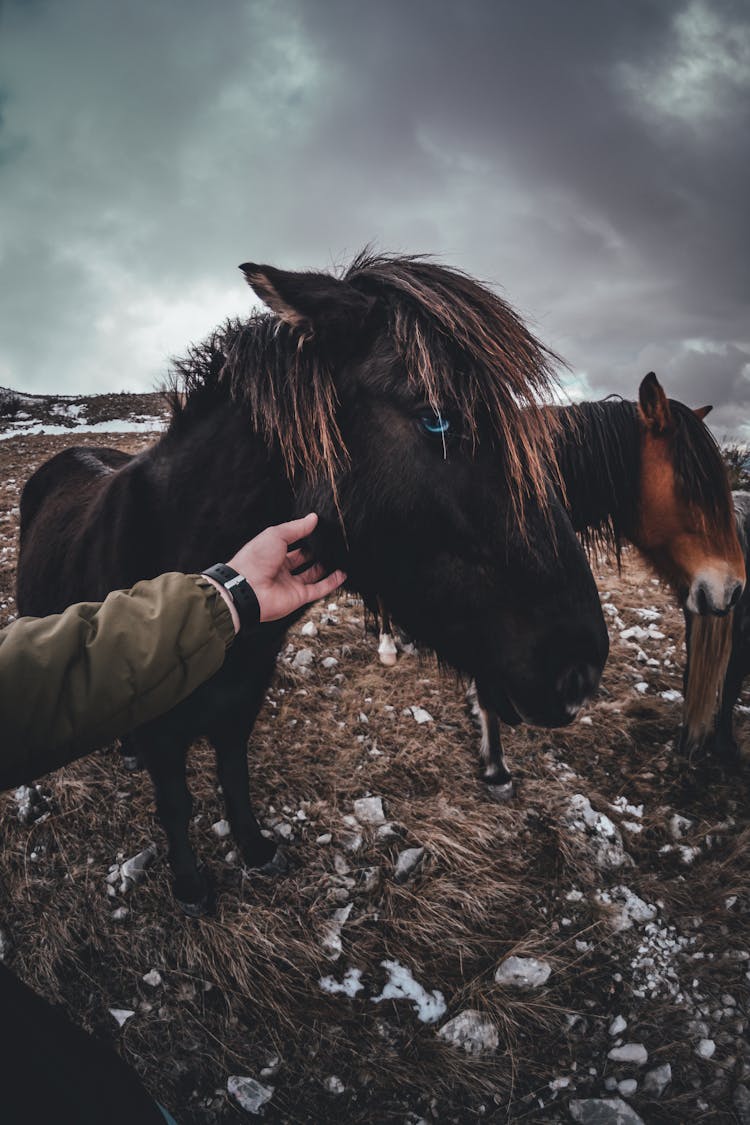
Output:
[202, 574, 241, 634]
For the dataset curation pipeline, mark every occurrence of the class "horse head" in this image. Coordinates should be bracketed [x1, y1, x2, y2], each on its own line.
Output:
[235, 253, 608, 728]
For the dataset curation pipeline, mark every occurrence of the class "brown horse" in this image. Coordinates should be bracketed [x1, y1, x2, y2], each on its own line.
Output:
[17, 252, 609, 912]
[377, 373, 745, 790]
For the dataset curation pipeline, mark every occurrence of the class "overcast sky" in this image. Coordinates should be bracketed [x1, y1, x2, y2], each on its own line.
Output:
[1, 0, 748, 435]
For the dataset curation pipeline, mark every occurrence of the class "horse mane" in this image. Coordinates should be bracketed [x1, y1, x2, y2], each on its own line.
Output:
[553, 398, 641, 564]
[669, 399, 734, 533]
[166, 251, 563, 526]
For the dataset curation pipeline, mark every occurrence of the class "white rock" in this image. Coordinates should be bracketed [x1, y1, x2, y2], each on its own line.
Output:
[410, 706, 434, 724]
[437, 1009, 498, 1055]
[120, 844, 157, 886]
[109, 1008, 135, 1027]
[696, 1038, 715, 1059]
[595, 886, 656, 932]
[300, 620, 318, 637]
[609, 1015, 627, 1036]
[142, 969, 162, 987]
[227, 1076, 274, 1114]
[564, 795, 632, 871]
[212, 818, 231, 838]
[353, 796, 385, 825]
[316, 833, 332, 845]
[620, 625, 649, 641]
[320, 903, 353, 960]
[259, 1055, 280, 1079]
[321, 656, 338, 670]
[634, 682, 648, 694]
[292, 647, 314, 669]
[569, 1098, 645, 1125]
[660, 689, 682, 703]
[324, 1075, 345, 1095]
[607, 1043, 648, 1065]
[642, 1063, 671, 1097]
[669, 814, 693, 840]
[112, 907, 129, 921]
[494, 955, 552, 989]
[618, 1079, 637, 1097]
[394, 847, 425, 883]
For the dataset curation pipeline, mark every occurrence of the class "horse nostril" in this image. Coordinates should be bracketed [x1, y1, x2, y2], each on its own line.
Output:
[728, 582, 743, 609]
[556, 663, 599, 706]
[695, 584, 709, 615]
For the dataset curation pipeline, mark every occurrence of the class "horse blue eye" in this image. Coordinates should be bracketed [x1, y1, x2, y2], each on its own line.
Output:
[419, 412, 451, 436]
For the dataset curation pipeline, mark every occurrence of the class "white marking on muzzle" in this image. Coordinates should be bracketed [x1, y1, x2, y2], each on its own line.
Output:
[686, 564, 740, 615]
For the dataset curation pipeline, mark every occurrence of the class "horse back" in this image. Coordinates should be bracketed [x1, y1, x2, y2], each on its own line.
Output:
[17, 445, 153, 617]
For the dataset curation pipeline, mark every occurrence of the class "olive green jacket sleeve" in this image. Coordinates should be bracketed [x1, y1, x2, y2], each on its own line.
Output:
[0, 573, 235, 790]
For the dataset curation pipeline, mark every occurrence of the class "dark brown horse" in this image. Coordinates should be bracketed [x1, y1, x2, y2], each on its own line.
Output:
[16, 252, 609, 913]
[377, 373, 745, 790]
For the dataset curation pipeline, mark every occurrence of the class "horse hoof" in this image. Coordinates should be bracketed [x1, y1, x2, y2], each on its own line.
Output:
[485, 781, 515, 803]
[251, 846, 289, 877]
[174, 868, 214, 916]
[378, 634, 398, 667]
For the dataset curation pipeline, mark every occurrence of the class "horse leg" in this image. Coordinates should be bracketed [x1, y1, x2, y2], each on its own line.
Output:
[712, 654, 745, 766]
[212, 727, 283, 873]
[141, 736, 211, 915]
[468, 681, 514, 797]
[377, 598, 398, 667]
[678, 609, 694, 756]
[118, 734, 142, 773]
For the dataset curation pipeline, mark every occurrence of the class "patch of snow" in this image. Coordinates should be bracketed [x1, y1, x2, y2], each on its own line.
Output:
[564, 795, 632, 871]
[319, 968, 364, 997]
[595, 886, 656, 932]
[372, 959, 446, 1024]
[0, 418, 165, 440]
[109, 1008, 135, 1027]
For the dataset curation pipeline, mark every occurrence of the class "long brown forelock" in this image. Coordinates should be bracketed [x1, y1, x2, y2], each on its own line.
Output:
[683, 611, 734, 746]
[670, 400, 735, 538]
[344, 253, 564, 528]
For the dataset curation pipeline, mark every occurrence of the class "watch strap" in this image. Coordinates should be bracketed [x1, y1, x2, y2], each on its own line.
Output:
[201, 563, 261, 633]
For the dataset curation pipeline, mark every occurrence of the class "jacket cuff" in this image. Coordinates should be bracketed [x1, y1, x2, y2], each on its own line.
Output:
[192, 575, 237, 649]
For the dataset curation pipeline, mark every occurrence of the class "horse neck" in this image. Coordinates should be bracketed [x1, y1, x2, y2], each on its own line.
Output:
[147, 399, 296, 570]
[553, 399, 641, 552]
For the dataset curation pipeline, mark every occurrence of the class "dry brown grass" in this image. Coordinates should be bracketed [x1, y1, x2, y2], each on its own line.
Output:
[0, 426, 749, 1123]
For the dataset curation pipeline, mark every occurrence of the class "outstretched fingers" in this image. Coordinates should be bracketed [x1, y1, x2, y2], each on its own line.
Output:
[299, 569, 346, 605]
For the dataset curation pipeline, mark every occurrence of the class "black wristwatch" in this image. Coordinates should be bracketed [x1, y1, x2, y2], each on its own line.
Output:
[201, 563, 261, 633]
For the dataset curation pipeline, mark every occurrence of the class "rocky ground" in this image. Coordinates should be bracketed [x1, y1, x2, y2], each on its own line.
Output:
[0, 394, 749, 1124]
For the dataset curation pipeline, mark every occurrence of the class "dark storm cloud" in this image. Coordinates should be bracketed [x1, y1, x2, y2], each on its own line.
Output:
[0, 0, 748, 433]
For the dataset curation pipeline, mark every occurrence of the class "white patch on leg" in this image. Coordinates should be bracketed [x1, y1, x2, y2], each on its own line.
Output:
[378, 633, 398, 667]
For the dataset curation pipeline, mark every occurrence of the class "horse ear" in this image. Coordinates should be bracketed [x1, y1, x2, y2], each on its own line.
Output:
[638, 371, 673, 434]
[694, 404, 712, 421]
[239, 262, 375, 340]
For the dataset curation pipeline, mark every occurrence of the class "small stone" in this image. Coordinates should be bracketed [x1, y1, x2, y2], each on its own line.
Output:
[212, 819, 231, 838]
[120, 844, 157, 886]
[260, 1056, 281, 1079]
[410, 706, 433, 724]
[300, 620, 318, 637]
[569, 1097, 645, 1124]
[142, 969, 162, 987]
[609, 1015, 627, 1036]
[603, 1077, 617, 1091]
[324, 1075, 345, 1095]
[109, 1008, 135, 1027]
[696, 1039, 715, 1059]
[669, 814, 693, 840]
[568, 1098, 647, 1125]
[394, 847, 425, 883]
[292, 647, 314, 670]
[733, 1084, 750, 1124]
[321, 657, 338, 670]
[274, 822, 293, 840]
[316, 833, 332, 845]
[607, 1043, 648, 1065]
[112, 907, 129, 921]
[376, 822, 401, 841]
[353, 797, 385, 825]
[227, 1076, 274, 1114]
[617, 1079, 637, 1097]
[494, 955, 552, 989]
[642, 1063, 671, 1097]
[225, 850, 238, 865]
[437, 1009, 499, 1055]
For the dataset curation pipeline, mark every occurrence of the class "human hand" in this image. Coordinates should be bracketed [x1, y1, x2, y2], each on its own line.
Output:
[226, 513, 346, 624]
